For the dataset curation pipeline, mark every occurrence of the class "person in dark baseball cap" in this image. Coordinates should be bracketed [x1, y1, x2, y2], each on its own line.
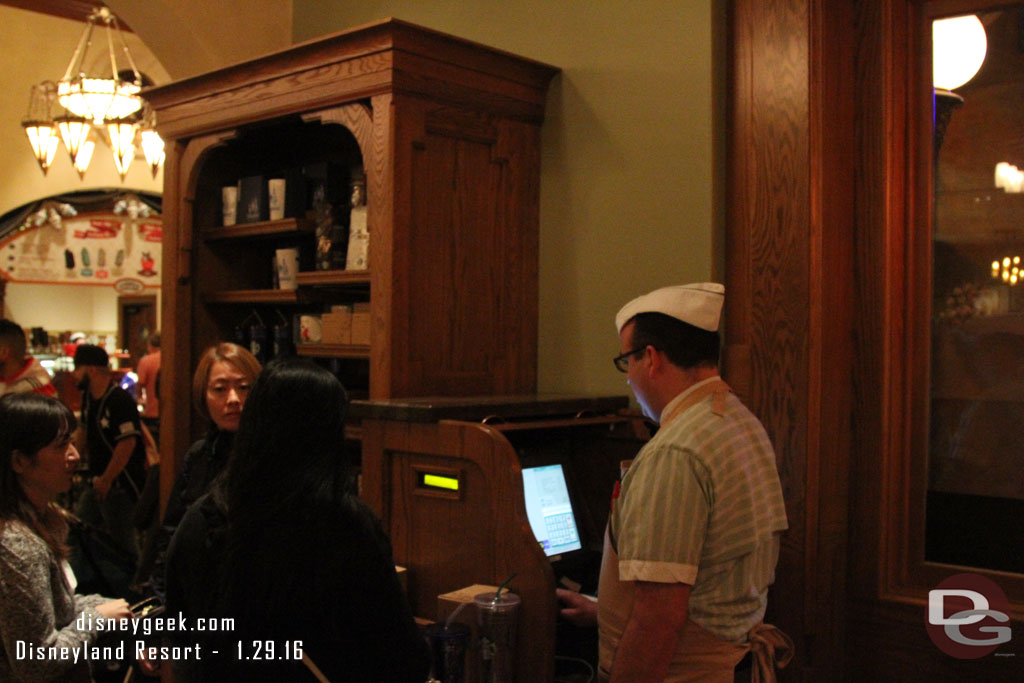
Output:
[72, 343, 146, 564]
[73, 344, 109, 369]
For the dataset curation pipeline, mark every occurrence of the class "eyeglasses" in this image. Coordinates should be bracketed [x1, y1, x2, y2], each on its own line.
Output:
[613, 347, 646, 373]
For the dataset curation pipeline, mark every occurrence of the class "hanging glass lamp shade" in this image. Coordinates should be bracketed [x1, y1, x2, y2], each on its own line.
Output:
[140, 129, 165, 178]
[24, 123, 60, 175]
[73, 140, 95, 180]
[108, 119, 137, 179]
[22, 82, 59, 175]
[57, 76, 142, 124]
[55, 113, 92, 167]
[138, 104, 164, 178]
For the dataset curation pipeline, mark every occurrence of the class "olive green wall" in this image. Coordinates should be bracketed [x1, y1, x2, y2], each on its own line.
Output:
[293, 0, 720, 397]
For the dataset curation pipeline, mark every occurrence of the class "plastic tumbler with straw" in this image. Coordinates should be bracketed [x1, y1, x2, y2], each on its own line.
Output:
[475, 573, 521, 683]
[425, 603, 471, 683]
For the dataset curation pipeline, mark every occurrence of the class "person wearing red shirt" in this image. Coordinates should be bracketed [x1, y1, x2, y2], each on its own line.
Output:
[136, 331, 161, 443]
[0, 319, 56, 399]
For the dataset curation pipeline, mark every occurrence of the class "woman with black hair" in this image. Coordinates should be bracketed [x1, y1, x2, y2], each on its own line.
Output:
[165, 359, 429, 682]
[0, 393, 131, 682]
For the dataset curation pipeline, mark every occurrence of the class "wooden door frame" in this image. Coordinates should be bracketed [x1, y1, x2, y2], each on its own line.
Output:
[724, 1, 856, 678]
[726, 0, 1023, 678]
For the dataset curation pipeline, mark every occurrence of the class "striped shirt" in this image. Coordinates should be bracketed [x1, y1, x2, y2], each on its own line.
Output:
[0, 357, 57, 398]
[609, 377, 788, 641]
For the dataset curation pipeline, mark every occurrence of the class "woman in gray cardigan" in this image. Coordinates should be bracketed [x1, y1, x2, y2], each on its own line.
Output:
[0, 393, 131, 682]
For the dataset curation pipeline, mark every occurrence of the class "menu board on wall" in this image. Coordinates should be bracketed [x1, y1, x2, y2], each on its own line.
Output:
[1, 213, 162, 289]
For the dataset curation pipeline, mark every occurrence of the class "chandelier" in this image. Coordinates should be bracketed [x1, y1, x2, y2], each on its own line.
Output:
[21, 7, 164, 181]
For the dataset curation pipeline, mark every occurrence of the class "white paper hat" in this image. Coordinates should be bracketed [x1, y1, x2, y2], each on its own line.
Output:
[615, 283, 725, 333]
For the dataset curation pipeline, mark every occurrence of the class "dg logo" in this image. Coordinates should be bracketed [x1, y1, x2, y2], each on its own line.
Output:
[926, 573, 1012, 659]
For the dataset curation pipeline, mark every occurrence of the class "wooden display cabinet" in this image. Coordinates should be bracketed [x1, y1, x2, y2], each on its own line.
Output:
[147, 19, 558, 509]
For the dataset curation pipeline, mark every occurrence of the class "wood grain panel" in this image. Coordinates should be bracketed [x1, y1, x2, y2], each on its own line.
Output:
[726, 0, 813, 677]
[153, 54, 394, 140]
[401, 100, 538, 397]
[158, 131, 233, 513]
[495, 118, 542, 392]
[850, 0, 913, 616]
[304, 102, 374, 172]
[364, 418, 555, 683]
[805, 3, 858, 673]
[408, 118, 506, 393]
[727, 0, 861, 679]
[368, 93, 395, 400]
[392, 52, 550, 123]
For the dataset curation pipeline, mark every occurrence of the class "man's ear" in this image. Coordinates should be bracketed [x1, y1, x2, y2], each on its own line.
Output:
[644, 345, 663, 376]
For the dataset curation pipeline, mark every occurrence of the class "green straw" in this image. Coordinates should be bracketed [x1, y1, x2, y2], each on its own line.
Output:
[493, 572, 517, 603]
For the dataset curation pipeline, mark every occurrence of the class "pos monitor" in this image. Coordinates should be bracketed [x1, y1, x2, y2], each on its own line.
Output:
[521, 463, 583, 558]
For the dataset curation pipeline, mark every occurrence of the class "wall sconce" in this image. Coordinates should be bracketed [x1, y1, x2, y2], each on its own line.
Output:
[934, 15, 988, 92]
[933, 15, 987, 153]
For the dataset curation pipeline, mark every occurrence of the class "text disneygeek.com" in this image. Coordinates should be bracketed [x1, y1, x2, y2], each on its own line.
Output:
[74, 612, 235, 637]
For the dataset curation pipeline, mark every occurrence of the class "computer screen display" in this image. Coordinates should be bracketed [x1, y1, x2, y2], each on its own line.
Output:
[522, 464, 582, 557]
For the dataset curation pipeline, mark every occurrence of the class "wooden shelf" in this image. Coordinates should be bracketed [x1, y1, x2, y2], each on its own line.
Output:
[295, 269, 370, 286]
[295, 343, 371, 359]
[203, 289, 303, 304]
[201, 218, 314, 241]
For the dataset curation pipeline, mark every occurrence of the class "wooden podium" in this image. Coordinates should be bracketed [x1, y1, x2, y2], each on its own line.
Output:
[354, 395, 648, 682]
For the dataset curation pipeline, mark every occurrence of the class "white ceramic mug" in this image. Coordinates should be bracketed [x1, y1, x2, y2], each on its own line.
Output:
[222, 186, 239, 226]
[275, 248, 299, 290]
[268, 178, 286, 220]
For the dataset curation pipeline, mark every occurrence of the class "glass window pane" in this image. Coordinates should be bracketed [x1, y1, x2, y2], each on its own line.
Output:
[928, 8, 1024, 574]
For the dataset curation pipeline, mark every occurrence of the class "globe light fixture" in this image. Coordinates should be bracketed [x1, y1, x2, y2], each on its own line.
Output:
[933, 15, 987, 93]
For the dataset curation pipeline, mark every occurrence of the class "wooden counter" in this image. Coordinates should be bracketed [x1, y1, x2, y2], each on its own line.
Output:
[356, 394, 646, 683]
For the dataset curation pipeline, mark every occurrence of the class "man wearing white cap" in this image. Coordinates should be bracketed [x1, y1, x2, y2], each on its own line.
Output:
[558, 283, 791, 682]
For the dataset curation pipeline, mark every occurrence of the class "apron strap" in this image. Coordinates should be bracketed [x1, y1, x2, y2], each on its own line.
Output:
[747, 622, 795, 683]
[661, 377, 732, 426]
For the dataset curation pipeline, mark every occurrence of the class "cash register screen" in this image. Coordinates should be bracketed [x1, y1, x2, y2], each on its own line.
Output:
[522, 464, 582, 557]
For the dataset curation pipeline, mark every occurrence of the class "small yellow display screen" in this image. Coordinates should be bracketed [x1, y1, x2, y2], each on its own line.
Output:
[422, 473, 460, 491]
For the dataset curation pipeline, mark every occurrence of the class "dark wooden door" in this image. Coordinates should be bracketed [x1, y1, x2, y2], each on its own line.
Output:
[119, 295, 156, 370]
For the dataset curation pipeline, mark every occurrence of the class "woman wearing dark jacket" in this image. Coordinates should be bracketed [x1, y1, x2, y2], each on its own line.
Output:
[165, 359, 429, 682]
[147, 342, 260, 598]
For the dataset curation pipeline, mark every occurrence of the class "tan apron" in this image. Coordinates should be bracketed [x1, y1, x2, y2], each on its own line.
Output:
[597, 378, 794, 682]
